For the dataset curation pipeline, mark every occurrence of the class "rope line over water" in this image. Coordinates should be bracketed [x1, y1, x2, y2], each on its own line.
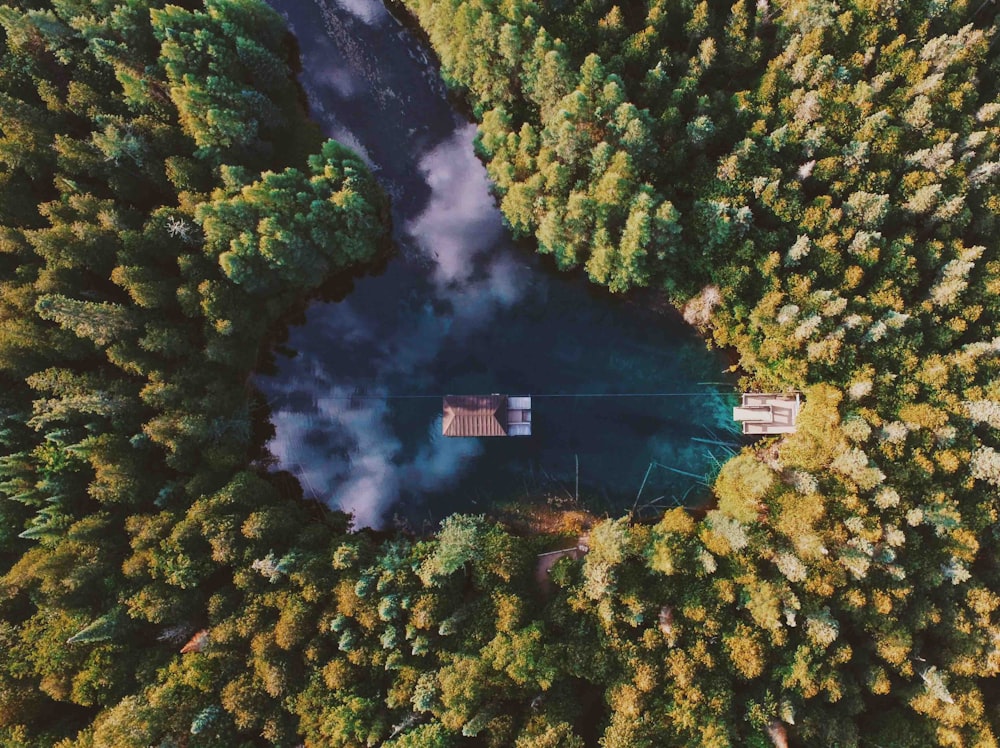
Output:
[268, 391, 730, 401]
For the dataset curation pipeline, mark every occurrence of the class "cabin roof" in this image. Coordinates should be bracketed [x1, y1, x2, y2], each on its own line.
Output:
[442, 395, 508, 437]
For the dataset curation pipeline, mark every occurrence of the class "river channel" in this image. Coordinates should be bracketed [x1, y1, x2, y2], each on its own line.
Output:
[259, 0, 738, 529]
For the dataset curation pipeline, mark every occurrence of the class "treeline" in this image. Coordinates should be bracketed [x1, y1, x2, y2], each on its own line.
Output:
[0, 0, 388, 745]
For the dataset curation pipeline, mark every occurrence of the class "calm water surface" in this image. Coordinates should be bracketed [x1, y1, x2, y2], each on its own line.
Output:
[260, 0, 737, 528]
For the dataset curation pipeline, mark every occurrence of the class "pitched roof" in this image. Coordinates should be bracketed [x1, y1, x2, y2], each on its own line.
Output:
[442, 395, 507, 436]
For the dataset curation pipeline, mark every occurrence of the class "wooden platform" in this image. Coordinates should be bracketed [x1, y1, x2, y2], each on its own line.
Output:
[734, 393, 801, 435]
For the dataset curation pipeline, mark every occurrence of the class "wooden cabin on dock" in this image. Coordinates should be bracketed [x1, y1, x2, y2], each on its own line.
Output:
[442, 395, 531, 437]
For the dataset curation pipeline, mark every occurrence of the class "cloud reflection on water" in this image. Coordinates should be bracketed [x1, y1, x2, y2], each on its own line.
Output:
[409, 125, 532, 333]
[408, 125, 505, 284]
[330, 0, 388, 27]
[264, 123, 529, 528]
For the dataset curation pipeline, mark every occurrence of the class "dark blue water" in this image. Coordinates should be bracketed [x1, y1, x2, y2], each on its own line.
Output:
[260, 0, 738, 528]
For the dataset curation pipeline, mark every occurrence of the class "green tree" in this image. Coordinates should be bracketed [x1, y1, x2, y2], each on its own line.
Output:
[198, 140, 387, 294]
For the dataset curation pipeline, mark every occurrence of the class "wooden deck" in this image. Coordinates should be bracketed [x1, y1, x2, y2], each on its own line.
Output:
[734, 393, 801, 435]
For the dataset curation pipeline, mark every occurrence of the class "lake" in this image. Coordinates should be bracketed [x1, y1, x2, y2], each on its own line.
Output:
[260, 0, 738, 529]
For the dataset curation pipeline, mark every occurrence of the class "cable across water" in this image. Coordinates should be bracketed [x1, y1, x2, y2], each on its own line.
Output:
[266, 391, 727, 402]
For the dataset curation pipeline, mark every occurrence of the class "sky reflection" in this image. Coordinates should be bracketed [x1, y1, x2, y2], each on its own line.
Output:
[262, 118, 527, 527]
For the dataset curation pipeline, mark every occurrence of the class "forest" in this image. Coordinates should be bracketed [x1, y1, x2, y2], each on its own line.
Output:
[0, 0, 998, 747]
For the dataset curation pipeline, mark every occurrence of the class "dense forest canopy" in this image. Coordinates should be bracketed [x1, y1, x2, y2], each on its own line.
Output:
[0, 0, 998, 747]
[0, 0, 391, 744]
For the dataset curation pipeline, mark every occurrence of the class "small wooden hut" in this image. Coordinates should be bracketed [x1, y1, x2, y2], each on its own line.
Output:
[442, 395, 531, 437]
